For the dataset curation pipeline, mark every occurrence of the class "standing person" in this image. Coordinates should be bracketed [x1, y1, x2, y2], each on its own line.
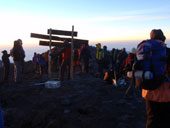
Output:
[101, 46, 110, 73]
[138, 29, 170, 128]
[1, 50, 10, 83]
[17, 39, 25, 73]
[80, 44, 91, 73]
[123, 48, 138, 97]
[39, 54, 46, 77]
[60, 42, 71, 81]
[10, 40, 25, 83]
[32, 52, 39, 73]
[96, 43, 103, 77]
[73, 49, 82, 73]
[117, 48, 128, 77]
[110, 48, 115, 70]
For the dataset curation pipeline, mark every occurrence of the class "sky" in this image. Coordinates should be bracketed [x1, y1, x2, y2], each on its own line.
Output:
[0, 0, 170, 52]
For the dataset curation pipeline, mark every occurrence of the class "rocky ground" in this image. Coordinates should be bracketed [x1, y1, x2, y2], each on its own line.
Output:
[0, 61, 146, 128]
[0, 45, 146, 128]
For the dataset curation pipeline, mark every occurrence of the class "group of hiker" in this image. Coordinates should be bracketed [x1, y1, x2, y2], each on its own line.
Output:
[32, 42, 92, 81]
[0, 39, 25, 127]
[96, 42, 130, 81]
[32, 52, 48, 76]
[95, 29, 170, 128]
[1, 39, 25, 84]
[1, 29, 170, 127]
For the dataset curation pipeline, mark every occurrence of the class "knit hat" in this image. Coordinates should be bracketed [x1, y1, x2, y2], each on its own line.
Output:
[2, 50, 7, 54]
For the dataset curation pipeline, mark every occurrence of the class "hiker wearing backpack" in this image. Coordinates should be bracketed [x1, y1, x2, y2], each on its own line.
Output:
[101, 46, 110, 72]
[134, 29, 170, 128]
[122, 48, 140, 97]
[96, 43, 103, 77]
[73, 49, 82, 73]
[1, 50, 10, 83]
[60, 42, 71, 80]
[32, 52, 40, 74]
[116, 48, 128, 78]
[10, 40, 25, 83]
[80, 44, 91, 73]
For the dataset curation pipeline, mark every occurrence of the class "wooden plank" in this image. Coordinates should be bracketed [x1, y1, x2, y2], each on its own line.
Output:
[47, 29, 77, 37]
[39, 41, 68, 47]
[39, 41, 88, 48]
[31, 33, 88, 44]
[31, 33, 61, 41]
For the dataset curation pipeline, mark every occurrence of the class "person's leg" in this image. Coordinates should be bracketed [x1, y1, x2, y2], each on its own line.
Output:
[160, 102, 170, 128]
[78, 61, 82, 72]
[60, 62, 65, 81]
[17, 62, 22, 82]
[67, 59, 71, 80]
[85, 61, 89, 73]
[4, 66, 9, 81]
[145, 100, 161, 128]
[3, 67, 6, 81]
[13, 61, 17, 82]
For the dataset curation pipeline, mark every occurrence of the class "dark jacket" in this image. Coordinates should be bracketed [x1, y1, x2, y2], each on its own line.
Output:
[2, 54, 10, 67]
[11, 46, 25, 61]
[80, 47, 91, 61]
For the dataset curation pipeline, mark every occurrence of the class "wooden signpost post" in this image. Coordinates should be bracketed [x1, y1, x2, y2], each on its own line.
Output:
[30, 26, 88, 80]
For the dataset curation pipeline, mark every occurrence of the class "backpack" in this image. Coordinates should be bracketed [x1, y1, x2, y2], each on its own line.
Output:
[166, 47, 170, 77]
[133, 39, 166, 90]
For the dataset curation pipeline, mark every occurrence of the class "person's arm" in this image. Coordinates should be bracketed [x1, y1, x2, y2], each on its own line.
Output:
[7, 54, 10, 58]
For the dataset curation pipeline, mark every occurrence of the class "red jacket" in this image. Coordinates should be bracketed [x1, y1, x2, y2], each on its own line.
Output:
[62, 47, 71, 61]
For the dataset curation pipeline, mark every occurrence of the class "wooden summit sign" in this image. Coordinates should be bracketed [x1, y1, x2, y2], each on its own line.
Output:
[30, 33, 88, 47]
[30, 27, 89, 80]
[47, 29, 78, 37]
[39, 40, 88, 48]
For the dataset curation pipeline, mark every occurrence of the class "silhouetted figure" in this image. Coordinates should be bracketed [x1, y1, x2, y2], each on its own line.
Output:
[73, 49, 82, 72]
[10, 40, 25, 83]
[140, 29, 170, 128]
[117, 48, 128, 77]
[39, 54, 46, 77]
[101, 45, 110, 72]
[96, 43, 103, 77]
[2, 50, 10, 82]
[60, 42, 71, 81]
[32, 52, 40, 74]
[17, 39, 25, 73]
[80, 45, 91, 73]
[110, 48, 115, 69]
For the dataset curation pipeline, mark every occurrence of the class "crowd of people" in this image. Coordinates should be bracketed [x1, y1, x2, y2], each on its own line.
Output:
[1, 29, 170, 128]
[1, 39, 25, 84]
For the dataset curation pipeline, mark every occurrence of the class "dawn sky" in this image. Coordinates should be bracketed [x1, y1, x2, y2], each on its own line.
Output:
[0, 0, 170, 47]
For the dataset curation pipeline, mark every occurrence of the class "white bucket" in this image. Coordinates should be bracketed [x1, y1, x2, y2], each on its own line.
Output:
[45, 81, 61, 89]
